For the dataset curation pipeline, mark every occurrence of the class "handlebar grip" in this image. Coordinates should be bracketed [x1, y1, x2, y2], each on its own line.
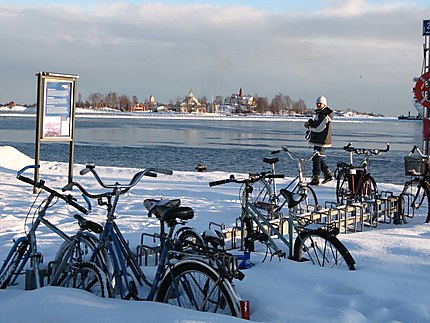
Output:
[79, 168, 91, 176]
[17, 175, 38, 187]
[271, 150, 280, 155]
[209, 178, 232, 187]
[343, 143, 352, 151]
[16, 165, 40, 178]
[266, 174, 285, 179]
[145, 171, 157, 178]
[382, 143, 390, 152]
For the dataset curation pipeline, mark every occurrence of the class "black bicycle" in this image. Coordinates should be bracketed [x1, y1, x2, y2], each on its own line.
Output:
[335, 143, 389, 205]
[400, 146, 430, 223]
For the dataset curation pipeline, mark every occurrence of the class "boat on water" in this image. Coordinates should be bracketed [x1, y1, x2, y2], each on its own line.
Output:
[398, 112, 422, 120]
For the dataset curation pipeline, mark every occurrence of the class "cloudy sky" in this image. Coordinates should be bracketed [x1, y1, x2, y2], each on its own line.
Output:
[0, 0, 429, 116]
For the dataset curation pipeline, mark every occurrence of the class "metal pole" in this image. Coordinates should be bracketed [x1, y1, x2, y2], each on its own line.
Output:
[34, 72, 43, 193]
[424, 35, 430, 154]
[68, 79, 77, 183]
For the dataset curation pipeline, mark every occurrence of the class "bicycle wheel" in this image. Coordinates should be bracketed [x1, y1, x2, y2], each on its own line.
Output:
[0, 239, 30, 289]
[176, 227, 205, 251]
[156, 260, 239, 316]
[240, 178, 273, 207]
[336, 168, 350, 205]
[359, 174, 378, 201]
[293, 229, 356, 270]
[400, 179, 430, 223]
[292, 185, 319, 213]
[55, 261, 111, 297]
[52, 235, 111, 278]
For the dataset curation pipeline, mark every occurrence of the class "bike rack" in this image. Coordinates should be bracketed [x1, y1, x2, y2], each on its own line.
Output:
[137, 233, 161, 266]
[218, 193, 403, 251]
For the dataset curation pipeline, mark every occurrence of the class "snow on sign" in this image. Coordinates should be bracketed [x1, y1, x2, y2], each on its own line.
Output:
[423, 20, 430, 36]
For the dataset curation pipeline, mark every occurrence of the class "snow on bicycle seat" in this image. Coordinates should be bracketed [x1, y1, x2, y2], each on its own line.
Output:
[143, 198, 181, 212]
[279, 189, 306, 209]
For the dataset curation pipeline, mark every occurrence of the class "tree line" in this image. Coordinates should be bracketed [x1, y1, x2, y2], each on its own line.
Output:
[76, 91, 314, 115]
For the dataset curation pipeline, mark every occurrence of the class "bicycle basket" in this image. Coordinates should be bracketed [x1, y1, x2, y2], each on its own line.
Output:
[404, 156, 429, 176]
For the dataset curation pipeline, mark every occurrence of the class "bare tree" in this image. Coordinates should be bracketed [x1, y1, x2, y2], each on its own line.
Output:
[292, 99, 307, 114]
[132, 95, 139, 106]
[88, 92, 103, 109]
[118, 94, 132, 111]
[255, 96, 269, 114]
[284, 95, 292, 114]
[105, 91, 118, 109]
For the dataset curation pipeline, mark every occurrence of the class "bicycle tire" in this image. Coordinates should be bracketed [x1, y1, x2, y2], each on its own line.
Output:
[292, 185, 319, 213]
[360, 174, 378, 201]
[336, 168, 350, 205]
[156, 260, 239, 317]
[176, 227, 205, 251]
[52, 234, 112, 278]
[54, 261, 111, 298]
[0, 239, 30, 289]
[293, 229, 356, 270]
[400, 179, 430, 223]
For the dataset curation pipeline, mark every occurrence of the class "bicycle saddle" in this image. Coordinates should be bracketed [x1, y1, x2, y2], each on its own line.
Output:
[143, 198, 181, 212]
[279, 189, 306, 209]
[150, 205, 194, 224]
[263, 157, 279, 165]
[74, 214, 103, 234]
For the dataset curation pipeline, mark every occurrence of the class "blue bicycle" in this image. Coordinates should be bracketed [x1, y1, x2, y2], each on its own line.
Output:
[0, 165, 110, 297]
[58, 164, 241, 316]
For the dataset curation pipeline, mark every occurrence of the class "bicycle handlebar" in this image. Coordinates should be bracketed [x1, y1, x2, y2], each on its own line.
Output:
[16, 165, 89, 214]
[410, 145, 427, 157]
[65, 164, 173, 198]
[343, 142, 390, 155]
[209, 172, 269, 187]
[208, 176, 236, 187]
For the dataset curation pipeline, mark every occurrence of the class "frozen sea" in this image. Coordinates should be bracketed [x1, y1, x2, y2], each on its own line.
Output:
[0, 111, 423, 184]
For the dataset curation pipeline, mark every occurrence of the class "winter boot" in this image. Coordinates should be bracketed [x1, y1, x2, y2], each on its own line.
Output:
[322, 169, 333, 184]
[309, 175, 320, 186]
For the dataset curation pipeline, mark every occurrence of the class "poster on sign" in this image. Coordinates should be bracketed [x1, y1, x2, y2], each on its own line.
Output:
[42, 80, 73, 139]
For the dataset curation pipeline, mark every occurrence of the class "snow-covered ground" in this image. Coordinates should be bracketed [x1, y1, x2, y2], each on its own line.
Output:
[0, 146, 429, 323]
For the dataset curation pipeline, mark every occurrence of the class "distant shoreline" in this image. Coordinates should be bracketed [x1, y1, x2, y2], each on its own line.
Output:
[0, 109, 401, 123]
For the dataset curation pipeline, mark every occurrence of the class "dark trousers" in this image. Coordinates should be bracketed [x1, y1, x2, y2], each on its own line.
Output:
[312, 146, 329, 176]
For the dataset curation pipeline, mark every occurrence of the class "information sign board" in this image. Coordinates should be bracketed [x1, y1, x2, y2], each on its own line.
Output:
[42, 79, 74, 140]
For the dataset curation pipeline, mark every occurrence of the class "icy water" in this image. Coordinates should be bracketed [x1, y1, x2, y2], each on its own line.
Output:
[0, 113, 423, 184]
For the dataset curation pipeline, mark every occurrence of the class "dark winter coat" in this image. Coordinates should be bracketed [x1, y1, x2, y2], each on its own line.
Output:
[307, 106, 333, 147]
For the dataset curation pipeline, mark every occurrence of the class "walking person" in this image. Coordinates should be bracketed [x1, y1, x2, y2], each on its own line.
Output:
[304, 95, 334, 186]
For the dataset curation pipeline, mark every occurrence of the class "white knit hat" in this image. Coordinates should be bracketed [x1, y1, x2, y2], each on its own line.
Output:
[316, 96, 327, 106]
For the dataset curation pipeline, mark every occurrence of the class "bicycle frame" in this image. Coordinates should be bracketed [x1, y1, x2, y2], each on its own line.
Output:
[92, 218, 173, 300]
[336, 143, 389, 204]
[243, 197, 292, 257]
[2, 166, 89, 289]
[401, 146, 430, 223]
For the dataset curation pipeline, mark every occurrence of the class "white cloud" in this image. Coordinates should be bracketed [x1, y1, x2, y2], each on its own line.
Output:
[0, 1, 429, 116]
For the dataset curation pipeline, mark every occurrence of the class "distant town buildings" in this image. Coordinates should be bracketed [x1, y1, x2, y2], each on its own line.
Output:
[179, 89, 203, 113]
[222, 87, 255, 113]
